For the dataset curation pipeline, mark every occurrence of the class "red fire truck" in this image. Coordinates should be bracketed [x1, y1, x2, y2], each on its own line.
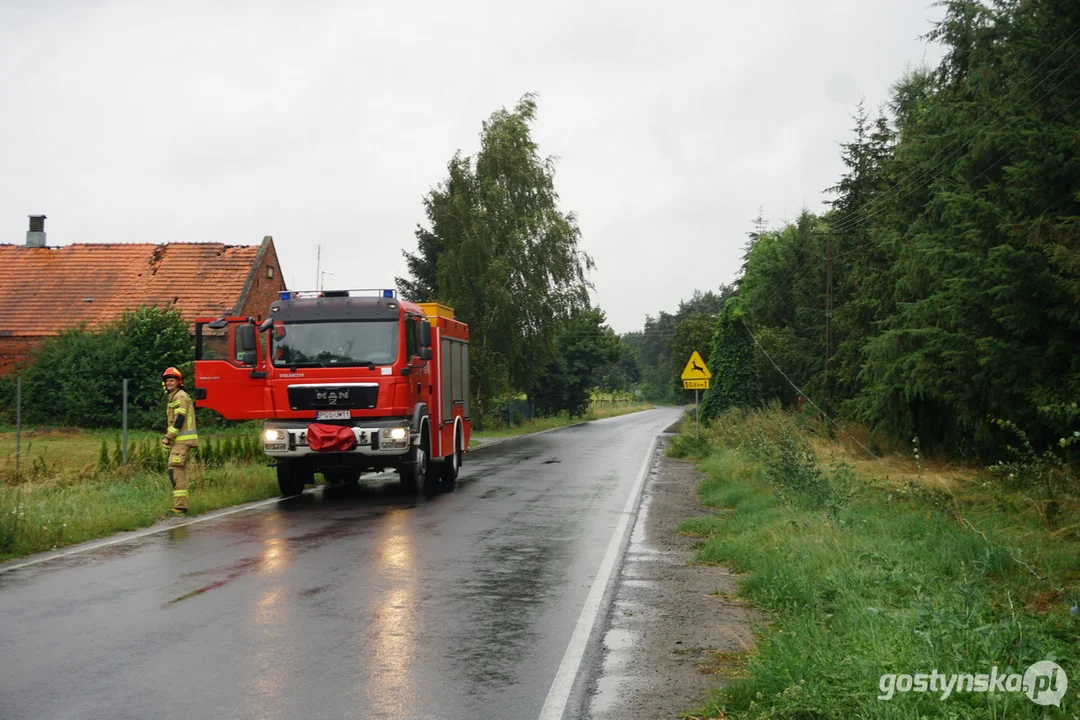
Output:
[192, 289, 471, 496]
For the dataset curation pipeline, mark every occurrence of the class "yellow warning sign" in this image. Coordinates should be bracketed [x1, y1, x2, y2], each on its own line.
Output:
[683, 379, 709, 390]
[680, 351, 711, 380]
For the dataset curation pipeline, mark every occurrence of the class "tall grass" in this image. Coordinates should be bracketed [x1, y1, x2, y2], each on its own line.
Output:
[677, 406, 1079, 719]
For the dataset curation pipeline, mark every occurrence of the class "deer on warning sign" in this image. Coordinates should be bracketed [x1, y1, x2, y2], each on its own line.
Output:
[692, 360, 705, 374]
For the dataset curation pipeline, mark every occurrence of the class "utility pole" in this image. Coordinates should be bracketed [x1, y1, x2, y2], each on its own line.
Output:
[315, 245, 322, 289]
[122, 379, 129, 465]
[15, 376, 21, 477]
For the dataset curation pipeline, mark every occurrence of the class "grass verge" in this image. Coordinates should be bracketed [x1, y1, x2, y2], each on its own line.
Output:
[0, 461, 279, 562]
[0, 424, 278, 562]
[675, 406, 1079, 719]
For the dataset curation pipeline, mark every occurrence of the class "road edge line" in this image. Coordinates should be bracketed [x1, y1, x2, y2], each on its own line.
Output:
[537, 430, 662, 720]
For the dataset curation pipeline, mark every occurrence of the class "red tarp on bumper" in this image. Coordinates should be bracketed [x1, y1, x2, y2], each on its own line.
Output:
[306, 423, 357, 452]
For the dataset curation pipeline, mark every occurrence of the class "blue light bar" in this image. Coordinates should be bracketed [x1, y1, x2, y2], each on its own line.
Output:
[278, 288, 395, 300]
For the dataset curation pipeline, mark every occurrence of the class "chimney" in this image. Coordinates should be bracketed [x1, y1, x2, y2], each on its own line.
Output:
[26, 215, 46, 248]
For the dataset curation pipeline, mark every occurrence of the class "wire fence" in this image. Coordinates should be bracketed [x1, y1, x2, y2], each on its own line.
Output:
[5, 377, 261, 477]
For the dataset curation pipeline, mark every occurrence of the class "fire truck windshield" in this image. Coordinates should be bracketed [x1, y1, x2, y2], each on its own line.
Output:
[272, 320, 399, 368]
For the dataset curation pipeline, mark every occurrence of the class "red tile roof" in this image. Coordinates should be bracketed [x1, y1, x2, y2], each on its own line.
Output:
[0, 241, 266, 337]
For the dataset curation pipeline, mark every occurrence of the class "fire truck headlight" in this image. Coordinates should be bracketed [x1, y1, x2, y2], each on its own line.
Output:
[264, 429, 286, 442]
[389, 427, 407, 440]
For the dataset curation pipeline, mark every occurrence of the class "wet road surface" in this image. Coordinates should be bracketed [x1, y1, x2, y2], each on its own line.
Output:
[0, 407, 680, 720]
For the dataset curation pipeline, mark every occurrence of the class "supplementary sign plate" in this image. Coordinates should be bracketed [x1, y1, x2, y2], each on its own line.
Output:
[683, 379, 709, 390]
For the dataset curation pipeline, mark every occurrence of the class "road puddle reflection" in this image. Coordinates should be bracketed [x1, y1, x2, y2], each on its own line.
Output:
[355, 509, 420, 715]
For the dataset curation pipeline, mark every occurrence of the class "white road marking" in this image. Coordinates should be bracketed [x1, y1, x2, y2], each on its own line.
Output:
[538, 430, 662, 720]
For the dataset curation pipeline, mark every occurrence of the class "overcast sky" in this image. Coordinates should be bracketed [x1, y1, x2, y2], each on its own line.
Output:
[1, 1, 945, 334]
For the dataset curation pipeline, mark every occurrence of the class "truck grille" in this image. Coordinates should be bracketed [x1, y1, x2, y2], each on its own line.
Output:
[287, 384, 379, 411]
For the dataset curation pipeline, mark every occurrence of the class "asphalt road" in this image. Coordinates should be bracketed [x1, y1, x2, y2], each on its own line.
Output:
[0, 407, 680, 720]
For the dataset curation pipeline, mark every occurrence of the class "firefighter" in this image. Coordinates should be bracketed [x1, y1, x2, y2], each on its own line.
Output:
[161, 367, 199, 514]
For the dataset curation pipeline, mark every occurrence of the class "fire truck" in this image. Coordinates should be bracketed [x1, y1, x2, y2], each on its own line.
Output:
[192, 289, 471, 496]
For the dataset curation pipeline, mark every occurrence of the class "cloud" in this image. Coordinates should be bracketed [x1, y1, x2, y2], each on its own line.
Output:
[0, 0, 945, 333]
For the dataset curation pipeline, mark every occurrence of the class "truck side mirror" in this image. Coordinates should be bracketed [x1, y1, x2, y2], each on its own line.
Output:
[419, 321, 432, 348]
[236, 324, 256, 353]
[237, 351, 257, 366]
[420, 347, 432, 361]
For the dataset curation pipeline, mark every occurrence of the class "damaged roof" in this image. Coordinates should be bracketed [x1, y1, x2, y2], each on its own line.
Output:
[0, 240, 270, 337]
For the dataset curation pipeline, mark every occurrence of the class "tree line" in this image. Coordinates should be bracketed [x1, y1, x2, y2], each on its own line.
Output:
[633, 0, 1080, 464]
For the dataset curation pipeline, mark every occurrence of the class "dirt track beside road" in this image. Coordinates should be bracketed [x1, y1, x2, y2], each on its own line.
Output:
[586, 430, 766, 720]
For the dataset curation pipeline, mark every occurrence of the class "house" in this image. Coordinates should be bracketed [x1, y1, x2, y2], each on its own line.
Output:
[0, 216, 287, 374]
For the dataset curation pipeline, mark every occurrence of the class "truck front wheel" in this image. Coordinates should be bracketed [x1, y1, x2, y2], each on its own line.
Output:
[399, 429, 429, 493]
[277, 460, 311, 496]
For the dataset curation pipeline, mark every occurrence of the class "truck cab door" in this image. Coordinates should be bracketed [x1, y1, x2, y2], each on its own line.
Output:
[193, 317, 275, 420]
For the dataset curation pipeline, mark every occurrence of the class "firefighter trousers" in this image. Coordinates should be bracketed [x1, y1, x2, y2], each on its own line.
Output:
[168, 440, 194, 510]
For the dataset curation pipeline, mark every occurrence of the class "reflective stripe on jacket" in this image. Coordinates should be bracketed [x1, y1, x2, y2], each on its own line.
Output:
[166, 388, 199, 445]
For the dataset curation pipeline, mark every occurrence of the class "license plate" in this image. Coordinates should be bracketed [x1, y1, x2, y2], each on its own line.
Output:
[316, 410, 351, 420]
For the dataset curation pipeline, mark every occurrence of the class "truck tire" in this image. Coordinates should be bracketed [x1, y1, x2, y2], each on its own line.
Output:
[277, 460, 310, 496]
[399, 426, 429, 493]
[438, 426, 462, 483]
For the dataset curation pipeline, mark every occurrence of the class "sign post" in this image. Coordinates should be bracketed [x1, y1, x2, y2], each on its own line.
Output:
[680, 351, 711, 440]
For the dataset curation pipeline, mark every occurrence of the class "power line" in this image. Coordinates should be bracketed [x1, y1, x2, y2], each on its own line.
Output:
[738, 316, 1065, 593]
[743, 48, 1080, 319]
[823, 29, 1080, 240]
[735, 22, 1080, 313]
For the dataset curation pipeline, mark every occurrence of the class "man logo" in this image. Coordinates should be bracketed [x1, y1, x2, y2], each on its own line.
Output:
[316, 389, 350, 405]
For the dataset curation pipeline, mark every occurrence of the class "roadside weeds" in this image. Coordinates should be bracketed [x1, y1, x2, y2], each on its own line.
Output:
[672, 407, 1079, 719]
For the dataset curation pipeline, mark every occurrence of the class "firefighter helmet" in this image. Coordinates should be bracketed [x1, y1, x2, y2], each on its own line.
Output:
[162, 367, 183, 382]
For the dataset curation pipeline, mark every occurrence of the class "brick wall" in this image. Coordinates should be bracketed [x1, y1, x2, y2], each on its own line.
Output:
[238, 239, 287, 322]
[0, 337, 45, 375]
